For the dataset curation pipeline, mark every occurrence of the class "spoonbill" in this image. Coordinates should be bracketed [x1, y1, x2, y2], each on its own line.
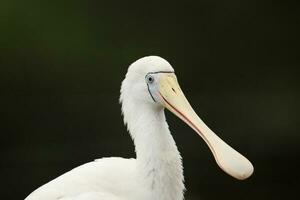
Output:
[25, 56, 253, 200]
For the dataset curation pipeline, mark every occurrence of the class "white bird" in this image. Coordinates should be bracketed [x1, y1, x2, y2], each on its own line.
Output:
[25, 56, 254, 200]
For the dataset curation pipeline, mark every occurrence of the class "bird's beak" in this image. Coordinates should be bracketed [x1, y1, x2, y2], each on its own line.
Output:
[159, 73, 254, 180]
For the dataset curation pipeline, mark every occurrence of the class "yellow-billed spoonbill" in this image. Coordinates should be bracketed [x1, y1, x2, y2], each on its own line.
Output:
[25, 56, 253, 200]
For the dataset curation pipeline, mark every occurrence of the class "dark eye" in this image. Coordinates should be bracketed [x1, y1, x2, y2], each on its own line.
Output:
[146, 74, 154, 84]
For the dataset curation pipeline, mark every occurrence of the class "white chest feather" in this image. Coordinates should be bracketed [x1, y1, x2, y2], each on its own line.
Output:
[120, 93, 185, 200]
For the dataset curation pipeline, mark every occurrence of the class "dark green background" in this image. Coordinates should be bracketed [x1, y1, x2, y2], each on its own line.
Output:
[1, 0, 299, 199]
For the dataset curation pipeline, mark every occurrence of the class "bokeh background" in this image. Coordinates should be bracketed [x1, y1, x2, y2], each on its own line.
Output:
[1, 0, 299, 199]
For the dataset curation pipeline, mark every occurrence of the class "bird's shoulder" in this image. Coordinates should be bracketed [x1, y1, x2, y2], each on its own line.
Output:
[55, 191, 123, 200]
[25, 157, 137, 200]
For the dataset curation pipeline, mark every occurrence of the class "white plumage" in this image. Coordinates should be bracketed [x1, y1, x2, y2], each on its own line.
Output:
[26, 56, 253, 200]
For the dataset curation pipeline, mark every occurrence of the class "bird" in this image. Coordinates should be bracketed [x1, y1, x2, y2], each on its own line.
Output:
[25, 56, 254, 200]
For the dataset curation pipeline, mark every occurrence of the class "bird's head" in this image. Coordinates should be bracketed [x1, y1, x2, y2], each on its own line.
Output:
[120, 56, 175, 105]
[120, 56, 254, 180]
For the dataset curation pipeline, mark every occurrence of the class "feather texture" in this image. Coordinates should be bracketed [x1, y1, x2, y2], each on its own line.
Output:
[26, 56, 185, 200]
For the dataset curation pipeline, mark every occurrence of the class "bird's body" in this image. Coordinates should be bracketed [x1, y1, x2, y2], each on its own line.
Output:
[26, 56, 253, 200]
[26, 104, 184, 200]
[25, 158, 136, 200]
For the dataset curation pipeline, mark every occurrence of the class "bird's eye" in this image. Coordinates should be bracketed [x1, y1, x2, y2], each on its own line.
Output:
[146, 74, 154, 84]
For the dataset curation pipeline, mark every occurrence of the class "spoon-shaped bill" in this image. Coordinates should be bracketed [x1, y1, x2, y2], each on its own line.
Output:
[159, 74, 254, 180]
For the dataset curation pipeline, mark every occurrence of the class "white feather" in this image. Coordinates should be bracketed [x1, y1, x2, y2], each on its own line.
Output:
[25, 56, 185, 200]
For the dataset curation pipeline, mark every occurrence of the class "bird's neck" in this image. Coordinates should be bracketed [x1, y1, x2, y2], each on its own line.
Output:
[122, 101, 184, 200]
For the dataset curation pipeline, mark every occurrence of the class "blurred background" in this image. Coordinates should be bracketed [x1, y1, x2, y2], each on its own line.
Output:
[1, 0, 299, 199]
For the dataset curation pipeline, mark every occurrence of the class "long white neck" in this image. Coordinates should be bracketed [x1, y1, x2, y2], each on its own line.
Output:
[121, 96, 185, 200]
